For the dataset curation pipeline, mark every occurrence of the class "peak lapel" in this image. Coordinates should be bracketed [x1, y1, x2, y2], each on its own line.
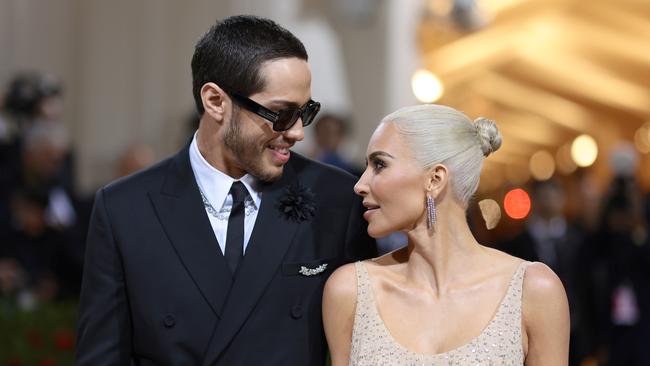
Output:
[202, 163, 301, 365]
[149, 147, 232, 317]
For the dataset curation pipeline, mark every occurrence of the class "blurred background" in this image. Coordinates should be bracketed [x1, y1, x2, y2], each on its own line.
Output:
[1, 0, 649, 365]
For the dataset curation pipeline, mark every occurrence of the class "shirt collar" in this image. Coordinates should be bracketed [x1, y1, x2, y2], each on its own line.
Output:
[189, 132, 262, 210]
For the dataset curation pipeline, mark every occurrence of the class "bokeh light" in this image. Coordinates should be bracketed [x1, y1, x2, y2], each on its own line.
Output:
[411, 69, 444, 103]
[634, 123, 650, 154]
[503, 188, 531, 220]
[571, 134, 598, 167]
[556, 143, 578, 174]
[427, 0, 454, 17]
[529, 150, 555, 181]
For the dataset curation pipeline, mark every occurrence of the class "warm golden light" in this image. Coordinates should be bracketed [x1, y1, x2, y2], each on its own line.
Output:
[478, 167, 504, 193]
[505, 164, 530, 185]
[477, 0, 527, 15]
[529, 150, 555, 181]
[634, 123, 650, 154]
[571, 134, 598, 167]
[411, 69, 444, 103]
[427, 0, 454, 17]
[556, 143, 578, 174]
[528, 19, 561, 43]
[478, 199, 501, 230]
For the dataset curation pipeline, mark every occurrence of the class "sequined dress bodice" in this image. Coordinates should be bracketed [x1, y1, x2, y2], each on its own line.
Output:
[349, 261, 530, 365]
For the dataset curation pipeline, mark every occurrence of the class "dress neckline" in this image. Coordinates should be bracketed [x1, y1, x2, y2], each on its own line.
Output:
[359, 260, 528, 359]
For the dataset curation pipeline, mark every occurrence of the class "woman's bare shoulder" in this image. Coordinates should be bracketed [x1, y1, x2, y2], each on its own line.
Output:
[324, 262, 359, 300]
[521, 262, 570, 362]
[521, 262, 569, 327]
[522, 262, 566, 300]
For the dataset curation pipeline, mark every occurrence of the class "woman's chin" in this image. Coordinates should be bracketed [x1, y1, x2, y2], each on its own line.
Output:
[367, 226, 391, 239]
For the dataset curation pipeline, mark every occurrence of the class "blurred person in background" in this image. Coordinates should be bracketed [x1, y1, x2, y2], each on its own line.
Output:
[311, 113, 362, 176]
[0, 123, 86, 300]
[114, 143, 155, 179]
[0, 72, 64, 140]
[0, 187, 65, 305]
[590, 174, 650, 366]
[19, 123, 77, 231]
[0, 73, 74, 231]
[497, 179, 589, 364]
[0, 257, 25, 300]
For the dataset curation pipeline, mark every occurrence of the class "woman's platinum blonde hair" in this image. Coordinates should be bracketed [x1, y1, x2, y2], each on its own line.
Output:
[381, 104, 502, 206]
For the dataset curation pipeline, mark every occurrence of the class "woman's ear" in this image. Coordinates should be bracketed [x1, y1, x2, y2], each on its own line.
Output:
[425, 164, 448, 196]
[200, 82, 229, 123]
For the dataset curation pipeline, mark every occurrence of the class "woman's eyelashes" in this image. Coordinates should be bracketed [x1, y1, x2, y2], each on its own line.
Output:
[371, 158, 386, 172]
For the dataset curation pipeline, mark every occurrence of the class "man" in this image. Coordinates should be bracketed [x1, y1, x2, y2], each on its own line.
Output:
[76, 15, 375, 365]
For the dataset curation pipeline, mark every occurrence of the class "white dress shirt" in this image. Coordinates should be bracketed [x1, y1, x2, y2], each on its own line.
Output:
[189, 133, 262, 255]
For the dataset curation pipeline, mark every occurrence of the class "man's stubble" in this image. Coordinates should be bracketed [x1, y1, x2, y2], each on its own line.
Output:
[223, 108, 282, 182]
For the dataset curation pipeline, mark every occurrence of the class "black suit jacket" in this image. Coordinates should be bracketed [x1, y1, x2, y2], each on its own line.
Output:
[76, 146, 375, 366]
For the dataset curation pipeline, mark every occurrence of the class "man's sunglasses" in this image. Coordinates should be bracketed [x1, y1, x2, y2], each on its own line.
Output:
[229, 92, 321, 132]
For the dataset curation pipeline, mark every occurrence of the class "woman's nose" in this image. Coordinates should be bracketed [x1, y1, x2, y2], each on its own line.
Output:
[354, 169, 370, 196]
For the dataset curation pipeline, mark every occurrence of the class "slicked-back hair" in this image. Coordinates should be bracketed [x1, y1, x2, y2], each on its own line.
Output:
[191, 15, 308, 115]
[382, 104, 501, 207]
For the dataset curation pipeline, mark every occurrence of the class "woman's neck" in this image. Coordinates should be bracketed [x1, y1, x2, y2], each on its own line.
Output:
[403, 202, 486, 299]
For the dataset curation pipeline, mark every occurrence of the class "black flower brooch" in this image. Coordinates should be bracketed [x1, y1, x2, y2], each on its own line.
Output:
[276, 182, 316, 222]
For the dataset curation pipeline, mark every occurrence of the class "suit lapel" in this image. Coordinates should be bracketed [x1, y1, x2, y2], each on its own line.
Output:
[202, 163, 301, 365]
[149, 147, 233, 318]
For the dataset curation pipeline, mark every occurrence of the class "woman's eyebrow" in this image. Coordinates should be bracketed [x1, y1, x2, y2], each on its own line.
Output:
[368, 151, 395, 160]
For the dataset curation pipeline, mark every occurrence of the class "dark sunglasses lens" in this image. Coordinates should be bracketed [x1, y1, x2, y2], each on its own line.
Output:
[301, 102, 320, 127]
[274, 109, 301, 131]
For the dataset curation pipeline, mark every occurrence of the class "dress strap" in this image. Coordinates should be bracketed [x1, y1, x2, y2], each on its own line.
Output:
[511, 261, 531, 300]
[496, 261, 531, 320]
[351, 261, 375, 339]
[354, 261, 372, 307]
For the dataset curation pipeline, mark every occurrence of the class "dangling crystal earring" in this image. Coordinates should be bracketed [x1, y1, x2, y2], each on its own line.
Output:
[427, 195, 436, 229]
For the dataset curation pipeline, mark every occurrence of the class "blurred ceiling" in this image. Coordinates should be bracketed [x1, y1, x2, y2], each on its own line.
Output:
[418, 0, 650, 192]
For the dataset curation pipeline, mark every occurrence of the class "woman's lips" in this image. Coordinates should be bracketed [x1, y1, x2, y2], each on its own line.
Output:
[363, 208, 378, 221]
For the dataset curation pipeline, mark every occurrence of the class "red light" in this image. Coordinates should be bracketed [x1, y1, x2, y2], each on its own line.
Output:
[503, 188, 531, 219]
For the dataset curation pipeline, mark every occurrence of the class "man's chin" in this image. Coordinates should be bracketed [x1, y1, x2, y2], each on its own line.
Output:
[253, 164, 284, 183]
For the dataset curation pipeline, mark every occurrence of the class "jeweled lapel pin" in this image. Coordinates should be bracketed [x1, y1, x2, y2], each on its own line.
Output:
[298, 263, 328, 276]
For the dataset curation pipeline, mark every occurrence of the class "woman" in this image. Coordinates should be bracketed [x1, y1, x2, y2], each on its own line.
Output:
[323, 105, 569, 365]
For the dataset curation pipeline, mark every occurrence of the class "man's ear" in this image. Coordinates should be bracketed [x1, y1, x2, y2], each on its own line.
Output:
[425, 164, 448, 196]
[200, 82, 229, 123]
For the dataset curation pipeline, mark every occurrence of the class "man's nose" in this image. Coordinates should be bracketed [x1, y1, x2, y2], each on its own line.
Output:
[283, 118, 305, 142]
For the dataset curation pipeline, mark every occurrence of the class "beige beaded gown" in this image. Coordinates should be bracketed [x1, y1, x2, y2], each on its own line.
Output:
[349, 261, 530, 365]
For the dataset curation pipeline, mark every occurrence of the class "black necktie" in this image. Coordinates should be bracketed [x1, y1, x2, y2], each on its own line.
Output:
[225, 181, 248, 275]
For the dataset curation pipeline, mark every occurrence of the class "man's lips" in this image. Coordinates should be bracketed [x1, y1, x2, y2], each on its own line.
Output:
[267, 144, 291, 154]
[267, 144, 291, 164]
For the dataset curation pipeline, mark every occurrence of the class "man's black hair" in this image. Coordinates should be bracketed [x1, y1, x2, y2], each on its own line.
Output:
[191, 15, 308, 115]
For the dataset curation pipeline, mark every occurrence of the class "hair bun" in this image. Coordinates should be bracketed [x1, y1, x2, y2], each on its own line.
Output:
[474, 117, 502, 157]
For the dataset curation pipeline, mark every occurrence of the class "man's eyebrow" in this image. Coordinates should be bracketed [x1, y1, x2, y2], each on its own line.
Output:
[368, 151, 395, 160]
[268, 99, 302, 109]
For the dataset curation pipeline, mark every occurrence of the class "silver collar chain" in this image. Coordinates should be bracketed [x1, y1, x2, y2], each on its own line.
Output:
[199, 187, 256, 221]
